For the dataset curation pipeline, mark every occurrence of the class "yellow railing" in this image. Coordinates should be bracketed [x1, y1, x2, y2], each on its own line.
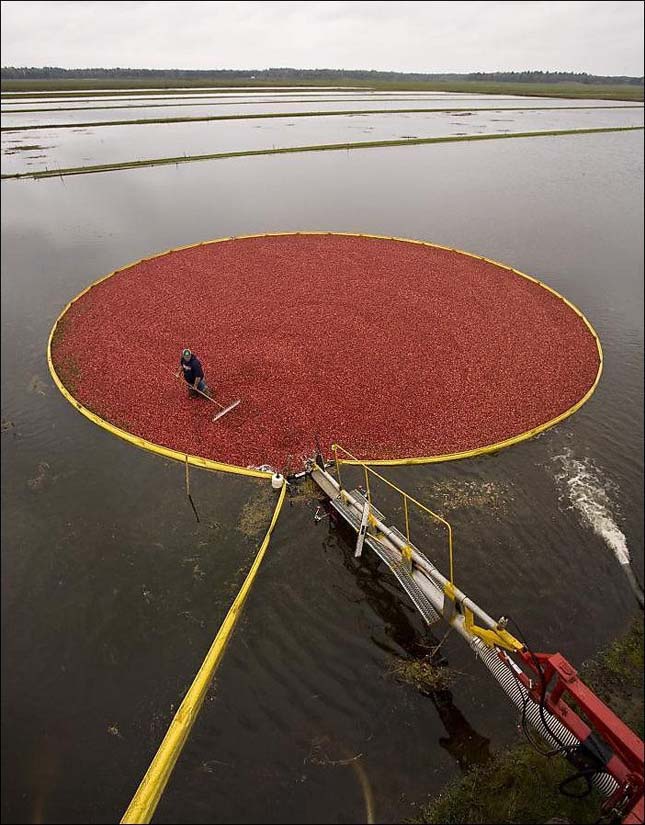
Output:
[331, 444, 455, 584]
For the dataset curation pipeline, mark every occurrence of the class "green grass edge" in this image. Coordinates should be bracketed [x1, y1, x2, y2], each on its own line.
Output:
[2, 78, 643, 101]
[413, 616, 644, 824]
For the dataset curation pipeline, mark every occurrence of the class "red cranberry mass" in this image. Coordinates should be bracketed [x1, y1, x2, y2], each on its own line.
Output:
[50, 234, 601, 469]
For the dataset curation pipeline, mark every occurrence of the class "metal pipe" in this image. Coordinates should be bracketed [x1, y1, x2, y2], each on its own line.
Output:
[332, 443, 455, 583]
[312, 465, 619, 803]
[318, 466, 499, 630]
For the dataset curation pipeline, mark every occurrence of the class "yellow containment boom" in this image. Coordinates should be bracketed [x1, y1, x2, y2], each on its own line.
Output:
[121, 482, 287, 824]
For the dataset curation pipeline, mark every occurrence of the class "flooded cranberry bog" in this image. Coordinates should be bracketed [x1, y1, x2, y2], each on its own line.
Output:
[2, 92, 644, 825]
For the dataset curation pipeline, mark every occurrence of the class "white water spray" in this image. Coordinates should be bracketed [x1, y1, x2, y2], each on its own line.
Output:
[552, 447, 643, 607]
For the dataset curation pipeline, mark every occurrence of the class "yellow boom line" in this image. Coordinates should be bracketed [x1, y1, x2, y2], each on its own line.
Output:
[120, 482, 287, 824]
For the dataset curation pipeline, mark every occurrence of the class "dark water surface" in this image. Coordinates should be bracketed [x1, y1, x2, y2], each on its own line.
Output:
[2, 130, 643, 823]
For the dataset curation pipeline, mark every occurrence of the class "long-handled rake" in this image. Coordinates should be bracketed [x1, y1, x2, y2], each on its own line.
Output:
[174, 374, 241, 421]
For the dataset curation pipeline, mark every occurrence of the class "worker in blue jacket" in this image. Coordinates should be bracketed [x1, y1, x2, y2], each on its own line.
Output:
[176, 348, 211, 398]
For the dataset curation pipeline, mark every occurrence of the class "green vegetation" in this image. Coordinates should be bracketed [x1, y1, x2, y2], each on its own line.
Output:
[582, 617, 644, 738]
[390, 656, 456, 692]
[1, 68, 642, 100]
[3, 126, 642, 181]
[416, 742, 603, 824]
[3, 67, 641, 83]
[2, 143, 45, 152]
[2, 78, 642, 101]
[414, 617, 644, 824]
[285, 476, 319, 504]
[237, 483, 277, 540]
[3, 105, 641, 133]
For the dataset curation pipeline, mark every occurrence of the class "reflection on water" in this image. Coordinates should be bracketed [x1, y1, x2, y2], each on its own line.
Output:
[328, 508, 492, 777]
[1, 124, 643, 823]
[431, 691, 492, 773]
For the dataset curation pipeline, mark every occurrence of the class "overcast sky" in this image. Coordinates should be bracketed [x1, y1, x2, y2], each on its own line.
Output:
[1, 0, 643, 76]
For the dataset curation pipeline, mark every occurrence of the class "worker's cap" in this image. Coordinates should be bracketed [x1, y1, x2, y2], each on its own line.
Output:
[182, 348, 192, 359]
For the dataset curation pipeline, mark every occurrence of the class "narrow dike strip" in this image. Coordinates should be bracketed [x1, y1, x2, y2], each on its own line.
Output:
[2, 104, 642, 131]
[3, 126, 643, 180]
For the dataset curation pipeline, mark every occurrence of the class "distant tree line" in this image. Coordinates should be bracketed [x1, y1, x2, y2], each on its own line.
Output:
[466, 70, 643, 85]
[1, 66, 642, 85]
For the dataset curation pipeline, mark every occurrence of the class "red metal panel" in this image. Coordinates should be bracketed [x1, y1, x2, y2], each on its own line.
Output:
[514, 650, 644, 823]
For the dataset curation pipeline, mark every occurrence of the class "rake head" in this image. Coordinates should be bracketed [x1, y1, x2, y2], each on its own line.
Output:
[212, 399, 241, 422]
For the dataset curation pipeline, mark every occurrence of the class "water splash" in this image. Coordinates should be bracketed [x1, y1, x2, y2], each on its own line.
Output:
[552, 447, 643, 608]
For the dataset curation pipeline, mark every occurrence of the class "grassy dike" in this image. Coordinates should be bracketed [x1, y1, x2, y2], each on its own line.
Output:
[3, 126, 643, 181]
[414, 616, 644, 824]
[3, 105, 641, 133]
[2, 78, 643, 101]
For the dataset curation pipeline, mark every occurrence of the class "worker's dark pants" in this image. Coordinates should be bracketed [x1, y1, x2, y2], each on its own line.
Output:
[188, 378, 208, 397]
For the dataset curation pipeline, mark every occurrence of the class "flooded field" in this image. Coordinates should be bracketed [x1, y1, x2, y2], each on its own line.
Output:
[1, 88, 643, 824]
[3, 101, 640, 133]
[2, 108, 643, 177]
[2, 89, 642, 178]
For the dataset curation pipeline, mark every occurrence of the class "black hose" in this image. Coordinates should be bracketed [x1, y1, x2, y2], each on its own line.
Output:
[508, 616, 574, 757]
[558, 768, 596, 799]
